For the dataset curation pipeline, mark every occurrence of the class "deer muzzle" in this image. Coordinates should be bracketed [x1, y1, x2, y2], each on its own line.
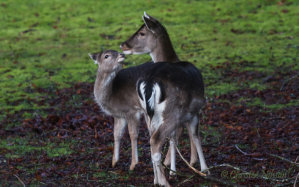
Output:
[120, 42, 132, 54]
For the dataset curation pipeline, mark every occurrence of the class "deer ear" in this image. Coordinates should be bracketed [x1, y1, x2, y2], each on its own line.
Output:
[144, 11, 150, 19]
[89, 53, 98, 64]
[144, 12, 159, 22]
[142, 12, 158, 33]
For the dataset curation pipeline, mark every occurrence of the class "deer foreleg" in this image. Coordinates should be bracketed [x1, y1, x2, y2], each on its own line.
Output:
[127, 114, 140, 170]
[112, 117, 127, 168]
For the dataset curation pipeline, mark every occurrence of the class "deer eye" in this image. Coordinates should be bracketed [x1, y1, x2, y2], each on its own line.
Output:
[104, 55, 109, 59]
[139, 32, 145, 36]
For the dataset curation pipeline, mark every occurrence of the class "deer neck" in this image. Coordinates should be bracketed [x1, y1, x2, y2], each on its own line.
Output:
[94, 69, 118, 111]
[150, 36, 180, 63]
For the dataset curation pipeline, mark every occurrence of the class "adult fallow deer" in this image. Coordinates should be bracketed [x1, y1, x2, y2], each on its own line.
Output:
[121, 12, 208, 175]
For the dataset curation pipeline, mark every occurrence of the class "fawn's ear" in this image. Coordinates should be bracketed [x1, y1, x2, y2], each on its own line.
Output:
[89, 53, 98, 64]
[142, 12, 159, 34]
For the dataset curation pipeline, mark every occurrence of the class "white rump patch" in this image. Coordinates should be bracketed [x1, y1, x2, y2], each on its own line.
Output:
[138, 82, 147, 111]
[150, 83, 166, 132]
[148, 87, 156, 110]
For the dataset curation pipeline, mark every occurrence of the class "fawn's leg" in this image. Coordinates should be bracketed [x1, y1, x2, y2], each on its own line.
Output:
[127, 114, 140, 170]
[112, 117, 127, 168]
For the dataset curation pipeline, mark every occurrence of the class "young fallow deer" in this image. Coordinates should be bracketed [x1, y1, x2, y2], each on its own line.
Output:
[89, 50, 154, 171]
[90, 45, 181, 172]
[121, 12, 208, 175]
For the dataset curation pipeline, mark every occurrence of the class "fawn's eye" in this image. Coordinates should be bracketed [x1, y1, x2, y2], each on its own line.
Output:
[139, 32, 145, 36]
[104, 55, 109, 59]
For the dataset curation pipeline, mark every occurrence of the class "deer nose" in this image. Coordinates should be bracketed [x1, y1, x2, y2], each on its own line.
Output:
[120, 42, 130, 50]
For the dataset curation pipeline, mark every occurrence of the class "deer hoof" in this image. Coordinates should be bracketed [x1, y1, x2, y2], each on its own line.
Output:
[169, 171, 177, 179]
[129, 163, 136, 171]
[112, 159, 118, 168]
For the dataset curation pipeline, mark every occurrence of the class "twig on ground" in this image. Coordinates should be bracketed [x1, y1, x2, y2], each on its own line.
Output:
[13, 174, 26, 187]
[267, 153, 299, 168]
[162, 163, 191, 177]
[177, 174, 195, 186]
[172, 142, 296, 185]
[294, 172, 299, 187]
[175, 145, 240, 186]
[235, 144, 266, 161]
[175, 145, 206, 177]
[235, 144, 299, 167]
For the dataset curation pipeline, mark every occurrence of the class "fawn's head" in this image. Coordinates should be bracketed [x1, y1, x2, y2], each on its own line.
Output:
[120, 12, 168, 55]
[89, 50, 125, 73]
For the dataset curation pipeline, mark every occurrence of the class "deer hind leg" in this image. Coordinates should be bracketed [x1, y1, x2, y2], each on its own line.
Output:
[169, 137, 176, 176]
[150, 130, 170, 187]
[127, 113, 140, 170]
[165, 126, 198, 168]
[112, 117, 127, 168]
[188, 115, 209, 172]
[164, 127, 183, 168]
[186, 123, 198, 166]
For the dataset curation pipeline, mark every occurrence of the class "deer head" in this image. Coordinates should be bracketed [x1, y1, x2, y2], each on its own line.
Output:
[120, 12, 178, 62]
[89, 50, 125, 73]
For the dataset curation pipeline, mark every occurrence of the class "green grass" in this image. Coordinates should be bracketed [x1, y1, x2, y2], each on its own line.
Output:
[1, 0, 298, 120]
[245, 97, 299, 110]
[207, 82, 239, 96]
[0, 136, 73, 158]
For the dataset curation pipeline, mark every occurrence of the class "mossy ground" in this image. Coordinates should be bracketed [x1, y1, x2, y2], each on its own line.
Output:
[0, 0, 298, 186]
